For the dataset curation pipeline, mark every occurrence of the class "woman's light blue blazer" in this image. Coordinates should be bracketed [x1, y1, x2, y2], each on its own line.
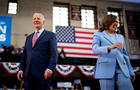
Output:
[92, 30, 135, 79]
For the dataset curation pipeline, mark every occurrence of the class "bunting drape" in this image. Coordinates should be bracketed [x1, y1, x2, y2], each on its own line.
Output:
[0, 62, 140, 77]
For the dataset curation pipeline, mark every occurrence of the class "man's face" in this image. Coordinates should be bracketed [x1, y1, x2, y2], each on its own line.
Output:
[32, 14, 44, 30]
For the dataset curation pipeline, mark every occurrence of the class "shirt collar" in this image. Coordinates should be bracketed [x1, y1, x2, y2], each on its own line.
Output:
[35, 28, 44, 33]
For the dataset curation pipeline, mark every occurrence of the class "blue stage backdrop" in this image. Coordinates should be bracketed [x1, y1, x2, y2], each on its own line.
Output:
[0, 16, 12, 46]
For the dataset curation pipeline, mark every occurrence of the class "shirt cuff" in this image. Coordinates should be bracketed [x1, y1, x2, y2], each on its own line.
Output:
[19, 70, 23, 72]
[46, 69, 53, 73]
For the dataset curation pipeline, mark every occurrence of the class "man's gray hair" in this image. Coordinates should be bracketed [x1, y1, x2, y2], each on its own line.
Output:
[33, 13, 45, 21]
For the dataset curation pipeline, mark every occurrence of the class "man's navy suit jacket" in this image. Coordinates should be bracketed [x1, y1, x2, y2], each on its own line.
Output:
[19, 30, 58, 78]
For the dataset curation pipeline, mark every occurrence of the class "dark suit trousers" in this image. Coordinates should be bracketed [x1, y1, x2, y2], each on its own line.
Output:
[24, 72, 51, 90]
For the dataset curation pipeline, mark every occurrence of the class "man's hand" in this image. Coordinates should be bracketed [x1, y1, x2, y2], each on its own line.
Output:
[17, 71, 23, 81]
[44, 69, 53, 79]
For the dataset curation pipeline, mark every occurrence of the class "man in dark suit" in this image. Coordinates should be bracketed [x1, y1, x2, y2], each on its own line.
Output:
[17, 13, 58, 90]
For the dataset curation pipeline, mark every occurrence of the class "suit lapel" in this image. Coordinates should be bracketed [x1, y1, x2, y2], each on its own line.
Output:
[102, 30, 114, 45]
[115, 33, 122, 43]
[30, 33, 34, 48]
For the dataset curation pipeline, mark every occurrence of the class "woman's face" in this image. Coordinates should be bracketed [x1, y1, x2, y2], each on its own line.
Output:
[109, 19, 118, 32]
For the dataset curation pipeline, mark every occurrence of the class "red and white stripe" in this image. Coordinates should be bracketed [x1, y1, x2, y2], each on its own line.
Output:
[56, 65, 76, 77]
[57, 27, 98, 58]
[77, 65, 95, 77]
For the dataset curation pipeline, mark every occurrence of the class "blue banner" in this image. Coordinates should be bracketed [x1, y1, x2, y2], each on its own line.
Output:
[0, 16, 12, 46]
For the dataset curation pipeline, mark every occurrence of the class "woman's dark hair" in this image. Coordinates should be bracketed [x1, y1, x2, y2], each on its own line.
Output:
[99, 14, 117, 32]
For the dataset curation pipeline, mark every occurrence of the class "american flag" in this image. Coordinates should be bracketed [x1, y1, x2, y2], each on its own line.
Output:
[55, 26, 98, 58]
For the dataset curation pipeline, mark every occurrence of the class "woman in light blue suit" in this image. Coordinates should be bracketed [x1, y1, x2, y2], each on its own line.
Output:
[92, 15, 135, 90]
